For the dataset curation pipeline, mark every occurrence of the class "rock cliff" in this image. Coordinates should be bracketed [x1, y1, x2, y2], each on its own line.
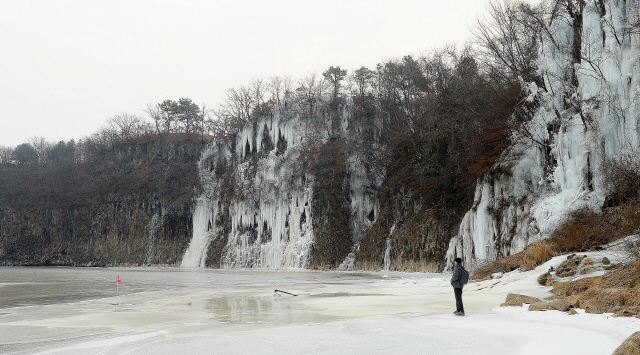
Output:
[446, 0, 640, 269]
[0, 134, 205, 266]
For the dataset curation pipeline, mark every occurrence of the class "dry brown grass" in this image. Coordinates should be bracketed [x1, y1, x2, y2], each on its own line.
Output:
[389, 259, 441, 273]
[356, 260, 383, 271]
[600, 260, 640, 289]
[520, 240, 558, 271]
[586, 287, 640, 308]
[549, 210, 616, 252]
[471, 240, 557, 280]
[565, 276, 603, 296]
[472, 252, 525, 280]
[550, 262, 640, 310]
[475, 199, 640, 279]
[549, 201, 640, 254]
[475, 198, 640, 313]
[586, 265, 640, 308]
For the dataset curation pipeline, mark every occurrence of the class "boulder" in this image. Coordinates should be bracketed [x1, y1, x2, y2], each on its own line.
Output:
[537, 272, 551, 285]
[567, 308, 578, 315]
[582, 299, 608, 314]
[612, 331, 640, 355]
[613, 307, 640, 318]
[545, 276, 554, 287]
[605, 263, 620, 271]
[556, 255, 587, 277]
[566, 296, 580, 308]
[551, 281, 573, 296]
[501, 293, 542, 307]
[579, 265, 598, 275]
[577, 257, 602, 275]
[528, 297, 579, 312]
[602, 257, 611, 265]
[581, 257, 595, 266]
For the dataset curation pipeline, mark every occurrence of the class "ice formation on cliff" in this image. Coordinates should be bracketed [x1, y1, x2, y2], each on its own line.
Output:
[182, 99, 380, 268]
[447, 0, 640, 269]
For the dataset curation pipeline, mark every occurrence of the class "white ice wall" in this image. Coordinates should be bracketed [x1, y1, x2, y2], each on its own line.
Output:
[182, 100, 381, 269]
[447, 0, 640, 270]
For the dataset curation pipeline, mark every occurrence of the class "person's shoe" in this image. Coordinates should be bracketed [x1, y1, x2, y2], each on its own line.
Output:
[455, 311, 465, 316]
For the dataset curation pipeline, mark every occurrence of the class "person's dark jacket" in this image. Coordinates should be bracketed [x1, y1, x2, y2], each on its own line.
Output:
[450, 265, 466, 289]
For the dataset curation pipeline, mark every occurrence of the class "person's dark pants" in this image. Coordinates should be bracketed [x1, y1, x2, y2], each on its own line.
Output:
[454, 287, 464, 313]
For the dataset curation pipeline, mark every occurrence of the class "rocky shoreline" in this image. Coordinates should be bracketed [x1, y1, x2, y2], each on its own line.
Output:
[489, 250, 640, 354]
[499, 252, 639, 318]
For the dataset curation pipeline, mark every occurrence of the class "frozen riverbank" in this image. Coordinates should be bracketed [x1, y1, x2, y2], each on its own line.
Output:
[1, 261, 637, 354]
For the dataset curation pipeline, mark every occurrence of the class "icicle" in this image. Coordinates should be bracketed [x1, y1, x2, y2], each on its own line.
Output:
[383, 238, 391, 272]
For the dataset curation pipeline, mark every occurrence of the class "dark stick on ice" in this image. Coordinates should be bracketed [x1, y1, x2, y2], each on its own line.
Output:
[274, 289, 298, 296]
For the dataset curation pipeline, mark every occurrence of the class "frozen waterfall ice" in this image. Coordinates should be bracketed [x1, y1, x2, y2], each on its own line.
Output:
[447, 0, 640, 270]
[180, 200, 214, 268]
[181, 100, 380, 268]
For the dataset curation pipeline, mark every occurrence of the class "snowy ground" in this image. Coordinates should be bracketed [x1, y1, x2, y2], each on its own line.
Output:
[1, 253, 638, 354]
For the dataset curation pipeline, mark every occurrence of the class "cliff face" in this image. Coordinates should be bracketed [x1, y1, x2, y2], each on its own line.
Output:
[8, 3, 634, 271]
[182, 92, 472, 270]
[181, 100, 383, 269]
[0, 134, 206, 266]
[446, 0, 640, 269]
[181, 61, 511, 271]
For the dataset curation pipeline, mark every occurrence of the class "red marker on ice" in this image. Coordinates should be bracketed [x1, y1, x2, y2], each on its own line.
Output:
[115, 275, 121, 309]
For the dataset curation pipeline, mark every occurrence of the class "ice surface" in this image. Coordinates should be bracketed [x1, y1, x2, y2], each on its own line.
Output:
[1, 260, 637, 354]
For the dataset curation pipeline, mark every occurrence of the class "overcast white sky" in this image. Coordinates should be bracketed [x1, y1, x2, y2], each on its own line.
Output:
[0, 0, 492, 147]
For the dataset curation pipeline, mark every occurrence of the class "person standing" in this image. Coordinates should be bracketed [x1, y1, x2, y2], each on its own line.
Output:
[450, 257, 466, 316]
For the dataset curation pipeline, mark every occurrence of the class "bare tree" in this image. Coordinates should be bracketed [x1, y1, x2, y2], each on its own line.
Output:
[199, 102, 215, 140]
[219, 86, 255, 123]
[89, 126, 118, 149]
[145, 103, 167, 133]
[268, 75, 293, 111]
[602, 144, 640, 206]
[249, 77, 267, 110]
[295, 73, 324, 117]
[27, 136, 52, 165]
[0, 146, 14, 164]
[473, 0, 544, 89]
[106, 113, 152, 140]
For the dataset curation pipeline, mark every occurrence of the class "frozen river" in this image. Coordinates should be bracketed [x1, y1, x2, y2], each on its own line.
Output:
[1, 261, 638, 354]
